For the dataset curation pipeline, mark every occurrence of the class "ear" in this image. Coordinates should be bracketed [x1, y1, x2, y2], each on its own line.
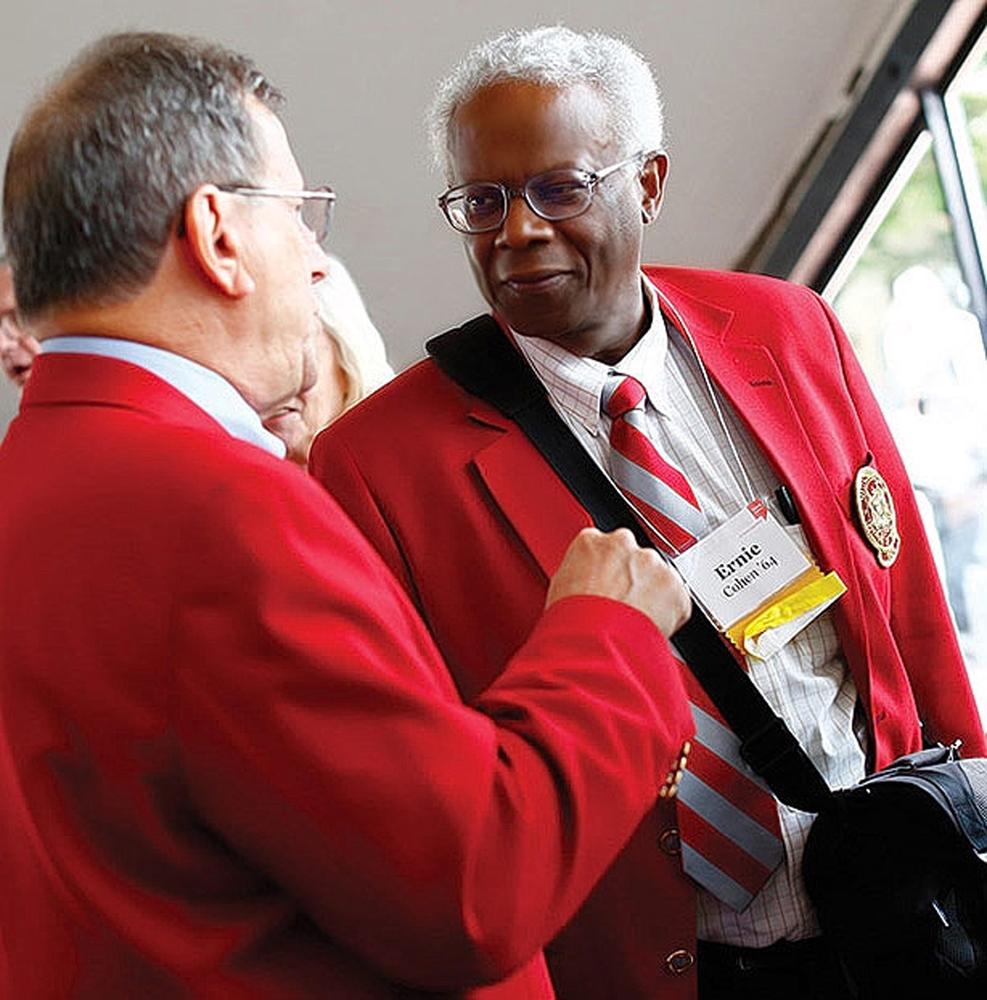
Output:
[181, 185, 255, 298]
[640, 154, 669, 225]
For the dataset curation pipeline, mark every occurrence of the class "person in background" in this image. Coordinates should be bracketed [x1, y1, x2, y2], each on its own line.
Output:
[0, 256, 40, 390]
[0, 30, 695, 999]
[311, 25, 985, 1000]
[262, 256, 393, 465]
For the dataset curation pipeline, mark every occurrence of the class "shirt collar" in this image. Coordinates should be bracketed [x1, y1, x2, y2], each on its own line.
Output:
[40, 335, 286, 458]
[512, 275, 671, 436]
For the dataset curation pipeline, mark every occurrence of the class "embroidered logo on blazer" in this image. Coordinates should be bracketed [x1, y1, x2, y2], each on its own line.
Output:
[853, 465, 900, 568]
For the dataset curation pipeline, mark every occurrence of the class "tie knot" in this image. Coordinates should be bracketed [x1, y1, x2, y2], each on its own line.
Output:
[603, 374, 646, 420]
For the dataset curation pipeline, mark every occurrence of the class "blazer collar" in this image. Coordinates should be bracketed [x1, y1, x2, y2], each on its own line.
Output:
[645, 271, 853, 564]
[21, 353, 229, 440]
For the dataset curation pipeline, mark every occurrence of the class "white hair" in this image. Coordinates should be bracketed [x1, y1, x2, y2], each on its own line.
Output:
[315, 259, 393, 412]
[426, 25, 665, 179]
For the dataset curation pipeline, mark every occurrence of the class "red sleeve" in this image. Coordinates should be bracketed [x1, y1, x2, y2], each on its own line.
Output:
[172, 466, 694, 991]
[820, 294, 985, 755]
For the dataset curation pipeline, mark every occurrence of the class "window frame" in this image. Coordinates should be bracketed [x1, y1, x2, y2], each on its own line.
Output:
[754, 0, 987, 357]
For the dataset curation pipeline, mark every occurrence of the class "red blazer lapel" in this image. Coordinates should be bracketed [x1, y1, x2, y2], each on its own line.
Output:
[653, 280, 849, 558]
[466, 403, 592, 580]
[652, 275, 875, 694]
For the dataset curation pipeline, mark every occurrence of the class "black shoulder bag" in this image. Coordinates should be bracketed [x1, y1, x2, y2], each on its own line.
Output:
[427, 315, 987, 1000]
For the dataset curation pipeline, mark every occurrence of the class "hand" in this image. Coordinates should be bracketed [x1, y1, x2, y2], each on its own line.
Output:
[546, 528, 691, 638]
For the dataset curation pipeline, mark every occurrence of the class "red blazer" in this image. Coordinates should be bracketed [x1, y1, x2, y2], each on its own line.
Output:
[312, 267, 985, 1000]
[0, 353, 694, 999]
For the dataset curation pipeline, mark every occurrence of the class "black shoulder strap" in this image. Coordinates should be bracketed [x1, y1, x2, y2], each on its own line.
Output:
[427, 315, 832, 813]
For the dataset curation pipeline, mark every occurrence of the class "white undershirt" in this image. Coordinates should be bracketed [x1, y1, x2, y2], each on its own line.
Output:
[513, 275, 867, 946]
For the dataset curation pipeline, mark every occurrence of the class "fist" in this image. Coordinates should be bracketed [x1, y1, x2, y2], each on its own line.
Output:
[546, 528, 691, 638]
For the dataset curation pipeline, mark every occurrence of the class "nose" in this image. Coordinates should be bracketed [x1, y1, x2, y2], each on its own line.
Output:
[494, 192, 553, 250]
[309, 241, 330, 284]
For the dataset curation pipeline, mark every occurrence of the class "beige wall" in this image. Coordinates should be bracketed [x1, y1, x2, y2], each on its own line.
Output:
[0, 376, 15, 431]
[0, 0, 912, 434]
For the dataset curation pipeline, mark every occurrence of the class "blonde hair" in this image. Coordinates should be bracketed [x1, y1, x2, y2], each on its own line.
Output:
[315, 258, 393, 412]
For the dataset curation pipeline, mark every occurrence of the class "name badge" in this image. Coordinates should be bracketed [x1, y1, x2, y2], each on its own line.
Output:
[673, 500, 810, 630]
[672, 500, 847, 658]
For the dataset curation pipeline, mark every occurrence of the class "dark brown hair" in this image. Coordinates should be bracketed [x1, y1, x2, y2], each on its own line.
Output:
[3, 32, 283, 318]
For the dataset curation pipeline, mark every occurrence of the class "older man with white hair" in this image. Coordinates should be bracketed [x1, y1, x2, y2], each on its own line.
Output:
[313, 24, 984, 1000]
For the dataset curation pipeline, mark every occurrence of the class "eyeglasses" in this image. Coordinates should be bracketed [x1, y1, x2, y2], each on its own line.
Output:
[438, 151, 655, 235]
[219, 185, 336, 247]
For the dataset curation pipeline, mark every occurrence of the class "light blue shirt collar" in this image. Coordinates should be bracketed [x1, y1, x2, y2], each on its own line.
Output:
[40, 335, 287, 458]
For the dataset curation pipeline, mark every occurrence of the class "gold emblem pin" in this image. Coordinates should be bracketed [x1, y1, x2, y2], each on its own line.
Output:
[853, 465, 900, 568]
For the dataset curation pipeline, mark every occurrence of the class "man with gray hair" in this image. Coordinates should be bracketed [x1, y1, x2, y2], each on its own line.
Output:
[312, 25, 984, 1000]
[0, 31, 698, 997]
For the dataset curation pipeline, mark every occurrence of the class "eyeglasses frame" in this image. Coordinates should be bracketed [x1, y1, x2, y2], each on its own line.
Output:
[218, 185, 337, 246]
[437, 149, 659, 235]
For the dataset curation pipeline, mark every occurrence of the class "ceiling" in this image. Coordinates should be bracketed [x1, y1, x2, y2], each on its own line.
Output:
[0, 0, 912, 430]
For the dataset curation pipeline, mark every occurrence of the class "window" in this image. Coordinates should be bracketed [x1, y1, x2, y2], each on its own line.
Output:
[750, 5, 987, 718]
[821, 32, 987, 712]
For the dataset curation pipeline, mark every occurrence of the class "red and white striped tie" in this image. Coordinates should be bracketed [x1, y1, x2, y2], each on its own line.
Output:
[603, 373, 784, 910]
[602, 374, 704, 556]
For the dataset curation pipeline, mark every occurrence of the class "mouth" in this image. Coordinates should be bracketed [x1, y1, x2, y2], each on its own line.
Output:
[262, 403, 303, 429]
[500, 270, 570, 295]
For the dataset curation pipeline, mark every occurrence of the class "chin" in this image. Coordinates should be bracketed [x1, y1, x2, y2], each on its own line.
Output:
[283, 443, 310, 467]
[499, 302, 562, 337]
[510, 312, 583, 350]
[278, 431, 311, 467]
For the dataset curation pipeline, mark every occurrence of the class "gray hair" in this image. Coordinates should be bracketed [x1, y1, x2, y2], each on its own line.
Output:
[3, 32, 282, 319]
[427, 25, 664, 179]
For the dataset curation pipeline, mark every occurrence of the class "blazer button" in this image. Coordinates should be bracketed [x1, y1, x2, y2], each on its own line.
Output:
[658, 827, 681, 856]
[665, 949, 695, 975]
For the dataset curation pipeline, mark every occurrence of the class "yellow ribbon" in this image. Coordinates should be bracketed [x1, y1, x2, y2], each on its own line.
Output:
[725, 568, 847, 651]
